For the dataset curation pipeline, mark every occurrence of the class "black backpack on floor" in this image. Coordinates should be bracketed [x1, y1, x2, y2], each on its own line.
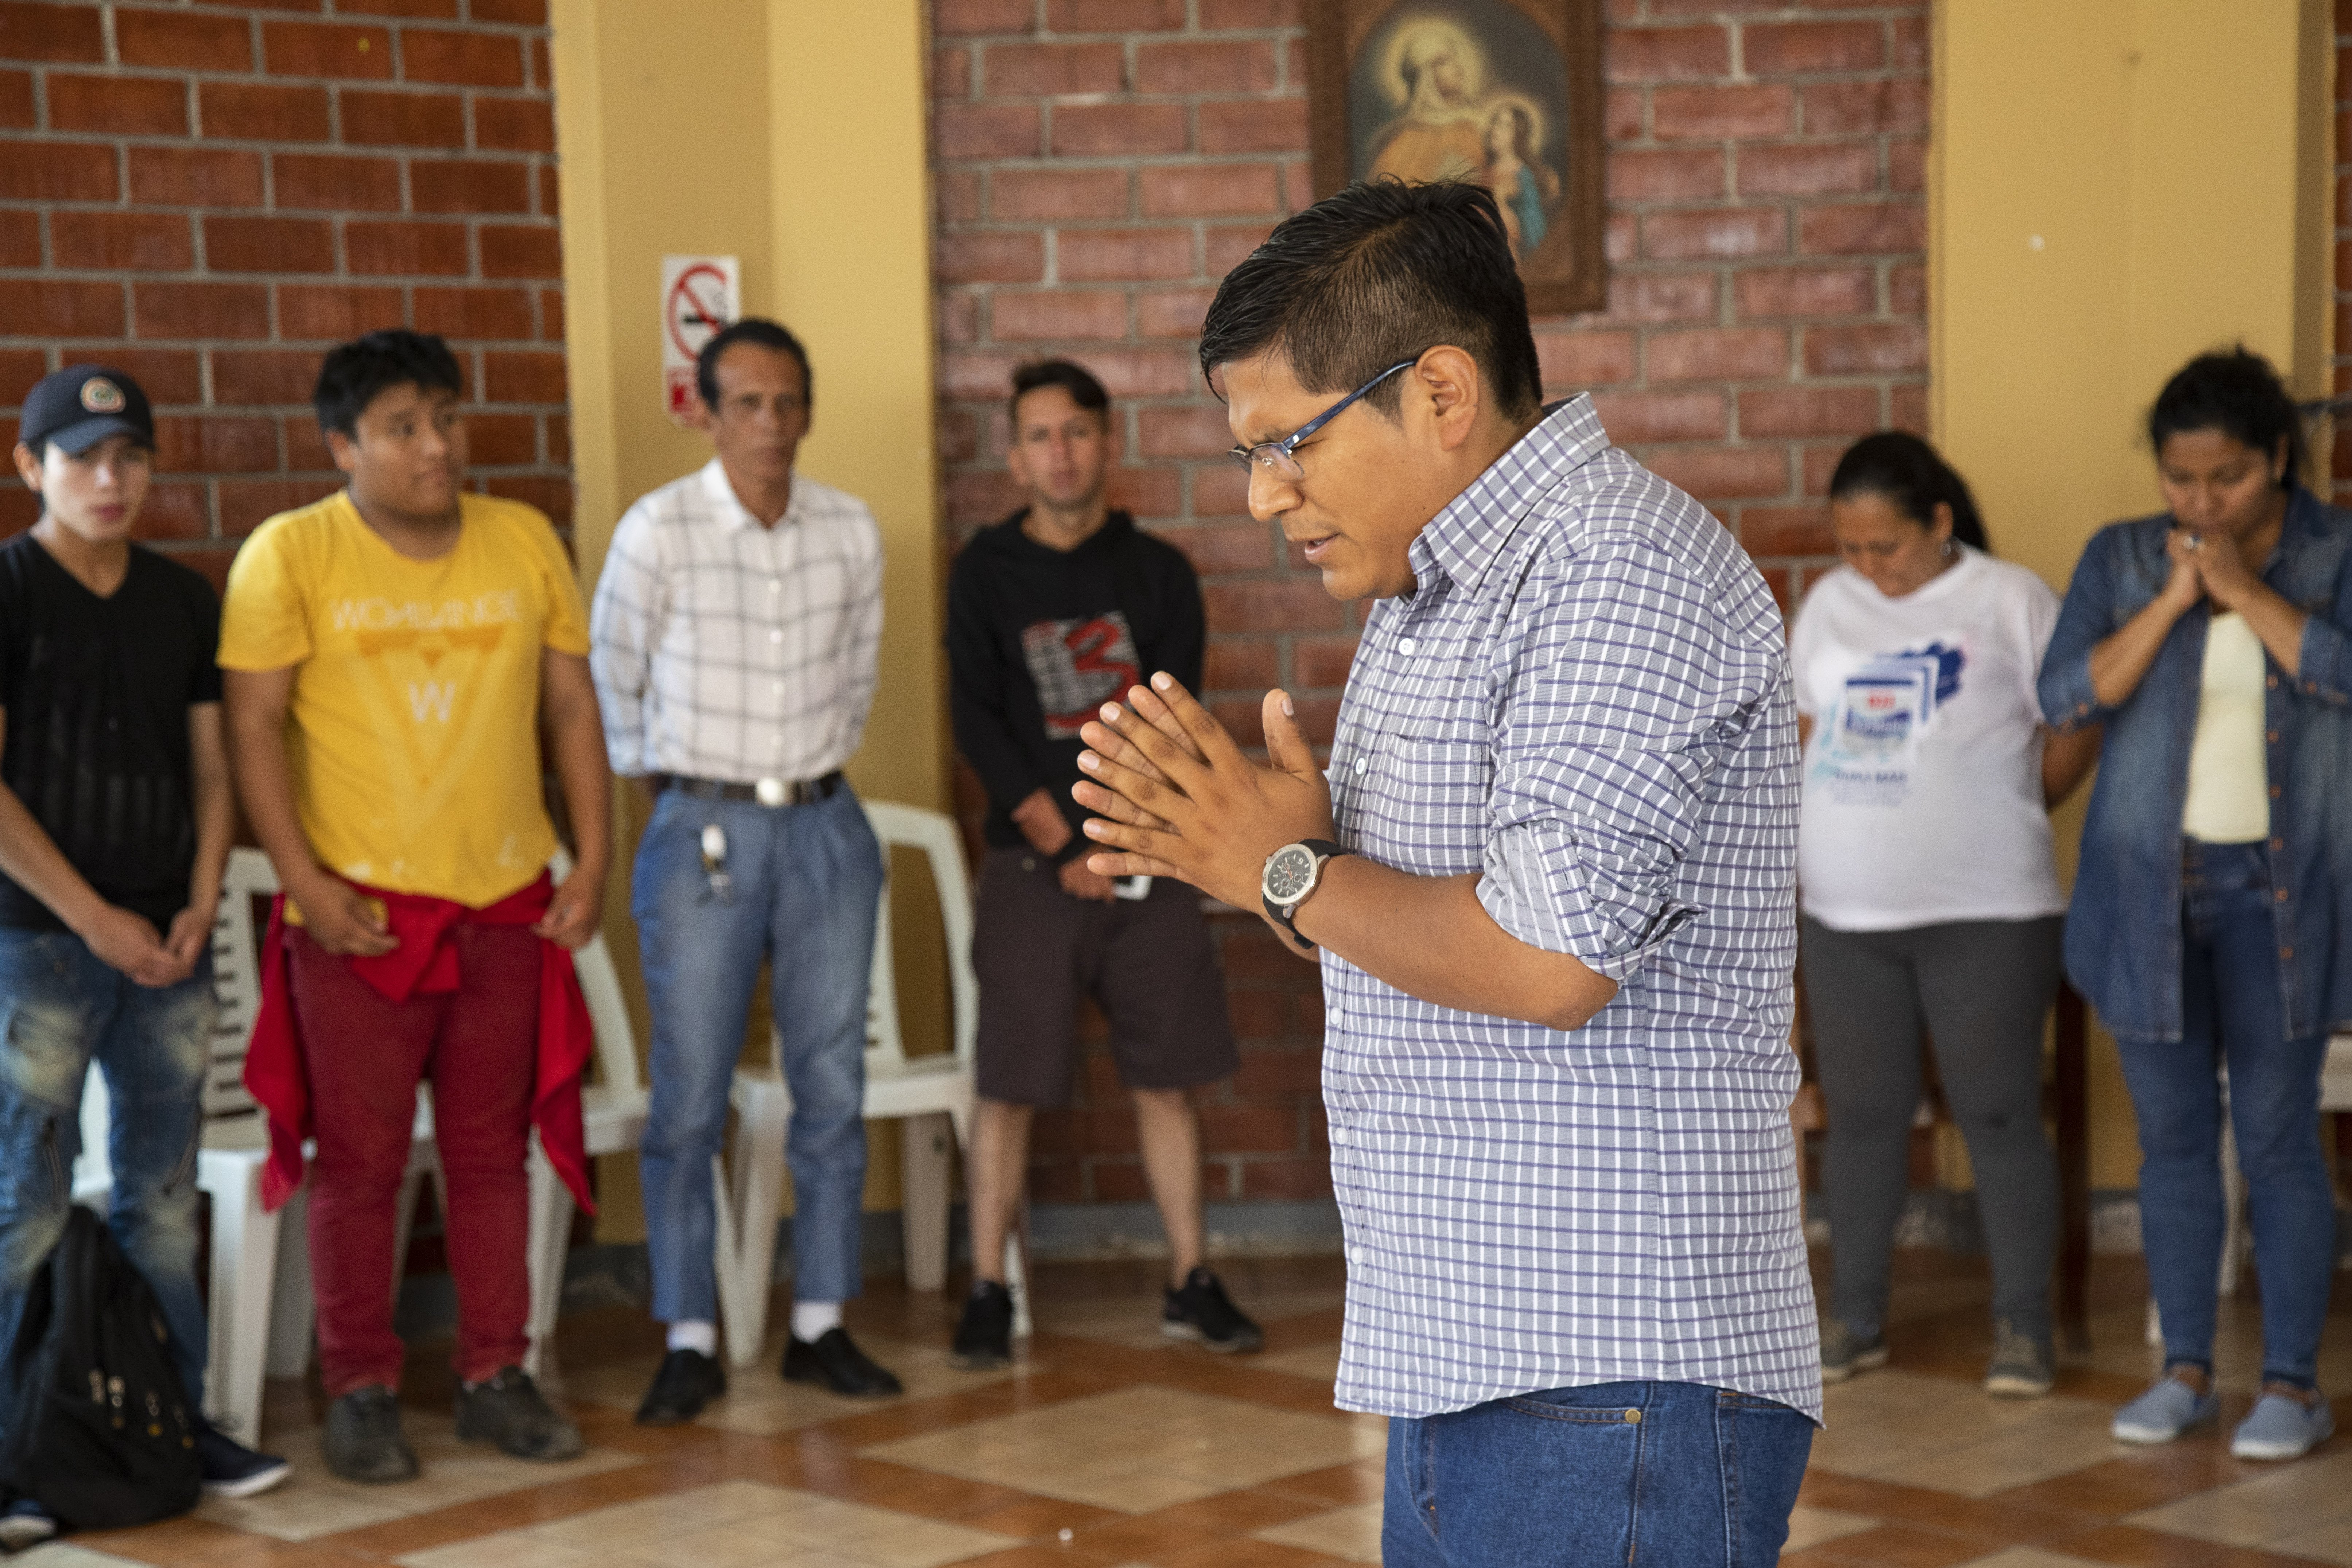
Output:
[0, 1206, 201, 1532]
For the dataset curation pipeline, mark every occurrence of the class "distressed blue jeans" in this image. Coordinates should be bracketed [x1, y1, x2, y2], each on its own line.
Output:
[2119, 839, 2335, 1388]
[1382, 1380, 1815, 1568]
[0, 930, 211, 1411]
[633, 785, 883, 1323]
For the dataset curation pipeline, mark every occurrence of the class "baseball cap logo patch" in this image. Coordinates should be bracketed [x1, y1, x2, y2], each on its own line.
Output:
[79, 377, 125, 414]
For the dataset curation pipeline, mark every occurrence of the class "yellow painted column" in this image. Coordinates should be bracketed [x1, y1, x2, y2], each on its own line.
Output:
[552, 0, 944, 1240]
[1933, 0, 2333, 1190]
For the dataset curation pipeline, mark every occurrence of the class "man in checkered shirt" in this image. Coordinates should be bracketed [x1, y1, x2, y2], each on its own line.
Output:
[1074, 181, 1821, 1565]
[589, 319, 900, 1423]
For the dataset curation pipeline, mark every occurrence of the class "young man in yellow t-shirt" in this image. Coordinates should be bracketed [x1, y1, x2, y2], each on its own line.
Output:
[219, 331, 611, 1486]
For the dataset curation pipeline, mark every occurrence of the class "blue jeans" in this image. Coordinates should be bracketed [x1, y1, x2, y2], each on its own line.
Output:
[2118, 839, 2335, 1388]
[634, 785, 883, 1323]
[0, 931, 211, 1411]
[1383, 1381, 1814, 1567]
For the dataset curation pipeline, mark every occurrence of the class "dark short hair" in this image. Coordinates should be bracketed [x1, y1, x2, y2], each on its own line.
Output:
[1197, 178, 1543, 420]
[2148, 345, 2307, 489]
[1828, 432, 1990, 553]
[1009, 359, 1110, 426]
[314, 330, 463, 439]
[697, 318, 812, 411]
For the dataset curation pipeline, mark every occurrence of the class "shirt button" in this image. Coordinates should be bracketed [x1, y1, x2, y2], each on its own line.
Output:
[2268, 731, 2280, 744]
[770, 630, 784, 644]
[769, 580, 781, 592]
[2270, 785, 2283, 799]
[1329, 1125, 1346, 1146]
[1401, 637, 1418, 655]
[2276, 888, 2289, 903]
[2272, 837, 2286, 851]
[1327, 1005, 1342, 1026]
[2282, 946, 2295, 959]
[1353, 757, 1368, 774]
[2268, 675, 2280, 689]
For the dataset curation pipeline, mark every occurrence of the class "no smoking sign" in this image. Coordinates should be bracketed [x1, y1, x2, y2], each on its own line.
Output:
[660, 254, 739, 424]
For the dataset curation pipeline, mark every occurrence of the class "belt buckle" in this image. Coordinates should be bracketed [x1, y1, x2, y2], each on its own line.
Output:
[754, 777, 790, 808]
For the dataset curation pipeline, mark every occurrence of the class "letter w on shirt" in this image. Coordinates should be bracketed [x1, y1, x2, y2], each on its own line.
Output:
[407, 681, 456, 722]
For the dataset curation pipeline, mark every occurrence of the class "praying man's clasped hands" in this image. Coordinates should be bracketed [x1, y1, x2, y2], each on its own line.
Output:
[1071, 673, 1336, 916]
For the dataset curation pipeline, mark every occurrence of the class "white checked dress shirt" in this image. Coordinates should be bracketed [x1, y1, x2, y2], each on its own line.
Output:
[1323, 394, 1821, 1423]
[591, 459, 883, 784]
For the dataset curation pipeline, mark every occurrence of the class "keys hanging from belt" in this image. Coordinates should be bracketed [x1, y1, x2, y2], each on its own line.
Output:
[700, 822, 734, 904]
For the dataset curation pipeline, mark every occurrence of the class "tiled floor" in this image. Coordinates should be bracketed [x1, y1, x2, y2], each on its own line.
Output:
[36, 1250, 2352, 1565]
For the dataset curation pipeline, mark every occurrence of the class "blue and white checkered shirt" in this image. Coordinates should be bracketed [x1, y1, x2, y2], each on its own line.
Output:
[1322, 393, 1821, 1423]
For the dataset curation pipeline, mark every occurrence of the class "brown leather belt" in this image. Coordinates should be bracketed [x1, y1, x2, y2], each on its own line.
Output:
[652, 771, 843, 807]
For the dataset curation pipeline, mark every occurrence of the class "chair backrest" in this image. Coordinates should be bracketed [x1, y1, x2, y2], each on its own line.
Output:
[764, 801, 977, 1079]
[548, 847, 642, 1097]
[204, 848, 282, 1120]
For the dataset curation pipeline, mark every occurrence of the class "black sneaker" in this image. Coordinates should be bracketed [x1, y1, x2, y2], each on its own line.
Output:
[454, 1366, 584, 1462]
[950, 1281, 1014, 1371]
[635, 1348, 727, 1426]
[323, 1385, 419, 1484]
[781, 1328, 903, 1398]
[1162, 1267, 1263, 1354]
[197, 1421, 292, 1499]
[0, 1499, 54, 1552]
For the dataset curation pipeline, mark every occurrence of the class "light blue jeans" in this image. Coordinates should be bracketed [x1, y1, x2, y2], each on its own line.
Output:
[633, 786, 883, 1324]
[2119, 839, 2336, 1388]
[0, 930, 212, 1409]
[1383, 1380, 1815, 1567]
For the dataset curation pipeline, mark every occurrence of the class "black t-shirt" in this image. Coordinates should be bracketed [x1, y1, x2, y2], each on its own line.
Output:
[0, 536, 223, 931]
[946, 510, 1206, 853]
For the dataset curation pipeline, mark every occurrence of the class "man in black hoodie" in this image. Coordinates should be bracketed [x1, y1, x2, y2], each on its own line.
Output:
[945, 360, 1260, 1369]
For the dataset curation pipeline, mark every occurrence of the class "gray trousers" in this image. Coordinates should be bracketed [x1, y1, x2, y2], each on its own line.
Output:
[1799, 915, 2063, 1337]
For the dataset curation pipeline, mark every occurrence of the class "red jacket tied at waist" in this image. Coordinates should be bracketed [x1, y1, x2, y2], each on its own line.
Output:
[243, 872, 598, 1217]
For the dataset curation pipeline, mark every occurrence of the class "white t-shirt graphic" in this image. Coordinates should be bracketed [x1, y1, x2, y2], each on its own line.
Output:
[1791, 547, 2067, 930]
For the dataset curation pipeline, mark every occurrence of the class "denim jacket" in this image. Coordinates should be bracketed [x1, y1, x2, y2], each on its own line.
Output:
[2038, 486, 2352, 1043]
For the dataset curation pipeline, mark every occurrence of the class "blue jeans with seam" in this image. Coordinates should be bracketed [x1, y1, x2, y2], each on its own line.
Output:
[1381, 1379, 1815, 1568]
[634, 785, 883, 1324]
[2119, 838, 2335, 1388]
[0, 930, 211, 1411]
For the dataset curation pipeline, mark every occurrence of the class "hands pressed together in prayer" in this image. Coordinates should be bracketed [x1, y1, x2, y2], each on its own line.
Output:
[1069, 673, 1333, 923]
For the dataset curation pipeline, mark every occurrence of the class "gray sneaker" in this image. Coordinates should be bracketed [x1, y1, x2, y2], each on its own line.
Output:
[454, 1366, 583, 1462]
[1983, 1318, 2054, 1398]
[323, 1385, 420, 1484]
[1819, 1318, 1889, 1384]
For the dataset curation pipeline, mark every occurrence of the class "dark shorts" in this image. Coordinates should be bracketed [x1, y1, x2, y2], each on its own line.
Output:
[973, 847, 1239, 1107]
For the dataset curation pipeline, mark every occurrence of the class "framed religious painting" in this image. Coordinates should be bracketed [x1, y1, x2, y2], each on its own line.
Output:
[1308, 0, 1606, 315]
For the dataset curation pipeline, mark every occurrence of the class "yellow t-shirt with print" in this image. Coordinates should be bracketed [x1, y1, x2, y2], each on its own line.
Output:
[219, 490, 590, 908]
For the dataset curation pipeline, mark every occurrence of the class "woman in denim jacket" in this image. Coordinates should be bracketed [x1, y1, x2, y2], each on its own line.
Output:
[2040, 348, 2352, 1463]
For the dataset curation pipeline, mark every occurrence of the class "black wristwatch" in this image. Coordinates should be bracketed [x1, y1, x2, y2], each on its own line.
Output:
[1260, 839, 1349, 954]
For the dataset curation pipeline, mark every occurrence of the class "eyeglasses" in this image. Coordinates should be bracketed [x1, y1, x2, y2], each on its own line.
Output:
[1225, 359, 1418, 483]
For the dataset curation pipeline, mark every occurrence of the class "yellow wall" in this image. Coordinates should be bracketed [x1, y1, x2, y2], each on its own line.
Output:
[551, 0, 944, 1240]
[1933, 0, 2333, 1187]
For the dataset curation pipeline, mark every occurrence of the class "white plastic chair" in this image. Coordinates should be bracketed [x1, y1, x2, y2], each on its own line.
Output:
[710, 800, 1029, 1368]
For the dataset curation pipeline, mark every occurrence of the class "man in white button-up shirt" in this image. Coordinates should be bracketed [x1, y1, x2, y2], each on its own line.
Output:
[590, 319, 898, 1422]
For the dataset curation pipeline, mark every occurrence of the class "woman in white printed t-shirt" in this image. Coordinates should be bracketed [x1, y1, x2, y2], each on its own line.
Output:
[1792, 433, 2102, 1400]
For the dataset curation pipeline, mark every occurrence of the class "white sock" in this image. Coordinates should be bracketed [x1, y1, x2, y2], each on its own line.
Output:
[790, 1300, 842, 1341]
[666, 1320, 717, 1357]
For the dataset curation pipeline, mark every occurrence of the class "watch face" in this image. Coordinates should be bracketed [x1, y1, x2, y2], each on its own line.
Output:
[1263, 844, 1316, 904]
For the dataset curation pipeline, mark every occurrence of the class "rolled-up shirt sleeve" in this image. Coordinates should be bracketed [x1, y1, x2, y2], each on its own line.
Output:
[1474, 537, 1780, 983]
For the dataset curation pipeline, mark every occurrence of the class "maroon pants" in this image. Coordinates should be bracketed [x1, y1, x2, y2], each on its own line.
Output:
[286, 924, 539, 1394]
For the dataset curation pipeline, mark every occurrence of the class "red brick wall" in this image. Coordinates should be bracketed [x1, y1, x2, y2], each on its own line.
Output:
[932, 0, 1928, 1207]
[0, 0, 568, 583]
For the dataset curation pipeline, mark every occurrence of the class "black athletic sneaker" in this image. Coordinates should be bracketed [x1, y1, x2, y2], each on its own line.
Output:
[323, 1385, 420, 1484]
[950, 1280, 1015, 1371]
[635, 1348, 727, 1426]
[455, 1366, 584, 1461]
[197, 1421, 292, 1499]
[1162, 1267, 1263, 1354]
